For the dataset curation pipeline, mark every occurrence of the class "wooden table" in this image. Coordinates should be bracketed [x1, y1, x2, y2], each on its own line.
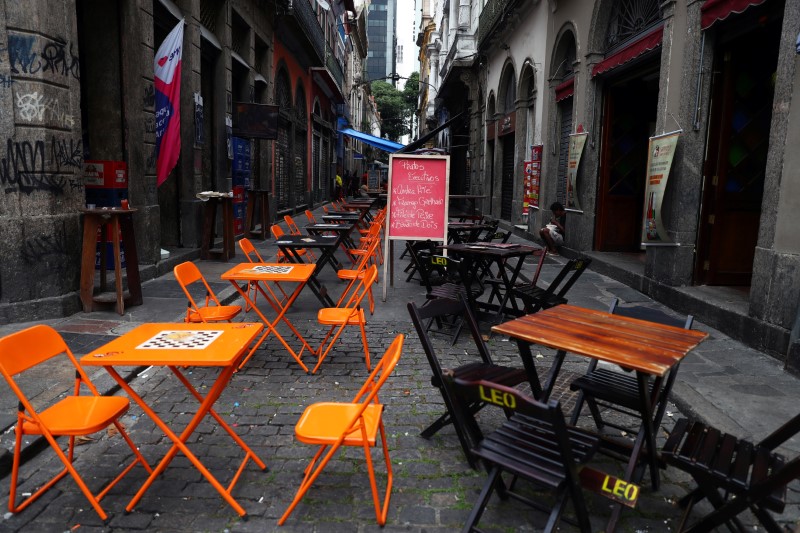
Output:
[221, 262, 317, 372]
[79, 207, 142, 315]
[492, 305, 708, 530]
[81, 322, 266, 517]
[200, 196, 235, 260]
[447, 222, 492, 244]
[444, 243, 541, 319]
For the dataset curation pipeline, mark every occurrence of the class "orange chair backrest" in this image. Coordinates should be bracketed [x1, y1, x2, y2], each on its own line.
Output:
[0, 324, 73, 379]
[356, 236, 382, 270]
[341, 264, 378, 310]
[271, 224, 285, 239]
[239, 238, 265, 263]
[352, 334, 404, 405]
[305, 210, 317, 224]
[284, 215, 301, 235]
[174, 261, 222, 310]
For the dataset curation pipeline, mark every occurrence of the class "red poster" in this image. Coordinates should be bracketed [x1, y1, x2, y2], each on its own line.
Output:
[522, 145, 543, 215]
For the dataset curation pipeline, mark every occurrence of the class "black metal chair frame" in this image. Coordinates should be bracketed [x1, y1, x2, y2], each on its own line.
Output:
[513, 256, 592, 314]
[443, 375, 599, 533]
[662, 413, 800, 533]
[407, 296, 529, 468]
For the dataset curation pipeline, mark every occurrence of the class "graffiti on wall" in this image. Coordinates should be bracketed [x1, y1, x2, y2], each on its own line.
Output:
[16, 91, 76, 128]
[7, 34, 80, 79]
[0, 137, 83, 194]
[21, 226, 66, 265]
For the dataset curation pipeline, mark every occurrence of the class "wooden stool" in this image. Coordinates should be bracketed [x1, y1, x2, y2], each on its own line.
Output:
[245, 189, 270, 239]
[79, 208, 142, 315]
[201, 196, 235, 260]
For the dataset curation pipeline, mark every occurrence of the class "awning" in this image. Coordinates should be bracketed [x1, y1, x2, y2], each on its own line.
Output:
[555, 77, 574, 102]
[338, 128, 404, 152]
[592, 26, 663, 77]
[398, 112, 464, 154]
[701, 0, 768, 29]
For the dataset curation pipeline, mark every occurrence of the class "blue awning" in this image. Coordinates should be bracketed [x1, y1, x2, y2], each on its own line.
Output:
[338, 128, 404, 153]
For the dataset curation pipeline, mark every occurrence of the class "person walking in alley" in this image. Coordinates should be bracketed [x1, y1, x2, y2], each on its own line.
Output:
[540, 201, 566, 255]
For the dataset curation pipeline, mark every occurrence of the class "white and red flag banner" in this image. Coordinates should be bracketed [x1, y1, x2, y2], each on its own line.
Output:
[154, 20, 184, 187]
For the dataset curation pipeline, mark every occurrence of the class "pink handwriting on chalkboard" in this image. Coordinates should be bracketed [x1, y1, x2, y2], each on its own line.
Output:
[387, 155, 449, 241]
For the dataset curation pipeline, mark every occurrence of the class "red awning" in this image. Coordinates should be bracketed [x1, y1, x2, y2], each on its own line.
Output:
[591, 26, 664, 78]
[555, 77, 574, 102]
[701, 0, 768, 29]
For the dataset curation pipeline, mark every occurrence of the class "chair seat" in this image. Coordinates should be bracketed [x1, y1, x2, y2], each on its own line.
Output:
[295, 402, 384, 446]
[318, 307, 366, 325]
[662, 418, 786, 513]
[338, 268, 369, 281]
[569, 368, 655, 411]
[188, 305, 242, 322]
[22, 395, 130, 436]
[474, 414, 599, 489]
[513, 285, 567, 309]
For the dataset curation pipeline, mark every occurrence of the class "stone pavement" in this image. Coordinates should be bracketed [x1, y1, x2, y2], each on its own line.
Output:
[0, 207, 799, 532]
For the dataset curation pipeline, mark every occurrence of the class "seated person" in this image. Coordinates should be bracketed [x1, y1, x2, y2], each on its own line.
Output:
[540, 202, 566, 255]
[359, 184, 370, 198]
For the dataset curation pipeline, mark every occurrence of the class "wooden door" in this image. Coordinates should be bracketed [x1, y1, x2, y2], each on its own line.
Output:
[595, 73, 659, 251]
[696, 24, 779, 285]
[500, 134, 515, 220]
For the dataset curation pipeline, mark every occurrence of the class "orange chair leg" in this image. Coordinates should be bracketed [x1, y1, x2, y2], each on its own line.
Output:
[359, 322, 371, 371]
[363, 421, 393, 526]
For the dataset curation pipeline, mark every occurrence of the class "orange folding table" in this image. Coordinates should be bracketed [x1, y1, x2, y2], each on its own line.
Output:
[221, 262, 316, 372]
[81, 322, 266, 517]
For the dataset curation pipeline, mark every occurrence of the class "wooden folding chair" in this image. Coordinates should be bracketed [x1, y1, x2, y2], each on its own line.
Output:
[284, 214, 317, 261]
[408, 296, 529, 468]
[662, 413, 800, 533]
[174, 261, 242, 323]
[239, 237, 289, 308]
[313, 264, 378, 373]
[514, 256, 592, 314]
[0, 325, 152, 521]
[568, 298, 693, 482]
[444, 375, 599, 532]
[485, 245, 547, 311]
[278, 334, 405, 527]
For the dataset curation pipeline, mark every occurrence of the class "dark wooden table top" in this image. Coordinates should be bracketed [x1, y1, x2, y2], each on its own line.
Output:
[443, 242, 541, 259]
[492, 304, 708, 376]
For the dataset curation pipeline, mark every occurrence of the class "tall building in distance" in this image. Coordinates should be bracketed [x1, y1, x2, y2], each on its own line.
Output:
[365, 0, 397, 84]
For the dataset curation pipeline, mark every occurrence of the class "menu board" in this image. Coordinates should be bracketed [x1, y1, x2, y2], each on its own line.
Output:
[386, 154, 449, 241]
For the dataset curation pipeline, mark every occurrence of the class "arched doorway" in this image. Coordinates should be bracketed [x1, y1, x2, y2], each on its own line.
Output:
[551, 28, 577, 207]
[498, 65, 517, 221]
[695, 1, 783, 285]
[594, 0, 663, 252]
[275, 68, 292, 212]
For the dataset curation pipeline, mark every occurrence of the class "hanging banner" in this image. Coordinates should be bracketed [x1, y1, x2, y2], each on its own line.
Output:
[522, 161, 533, 216]
[642, 131, 681, 245]
[566, 132, 587, 211]
[154, 20, 184, 187]
[530, 144, 542, 211]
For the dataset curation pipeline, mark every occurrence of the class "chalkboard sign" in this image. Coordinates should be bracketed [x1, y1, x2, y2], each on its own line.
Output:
[386, 154, 449, 241]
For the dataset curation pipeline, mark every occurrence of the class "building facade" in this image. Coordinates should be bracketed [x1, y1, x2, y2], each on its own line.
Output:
[0, 0, 358, 323]
[365, 0, 397, 82]
[422, 0, 800, 364]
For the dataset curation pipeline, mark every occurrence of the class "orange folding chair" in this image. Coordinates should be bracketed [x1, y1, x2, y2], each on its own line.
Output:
[239, 237, 289, 308]
[304, 209, 318, 224]
[174, 261, 242, 323]
[336, 233, 381, 314]
[0, 325, 152, 521]
[278, 334, 405, 527]
[284, 214, 317, 261]
[313, 264, 378, 373]
[271, 224, 310, 263]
